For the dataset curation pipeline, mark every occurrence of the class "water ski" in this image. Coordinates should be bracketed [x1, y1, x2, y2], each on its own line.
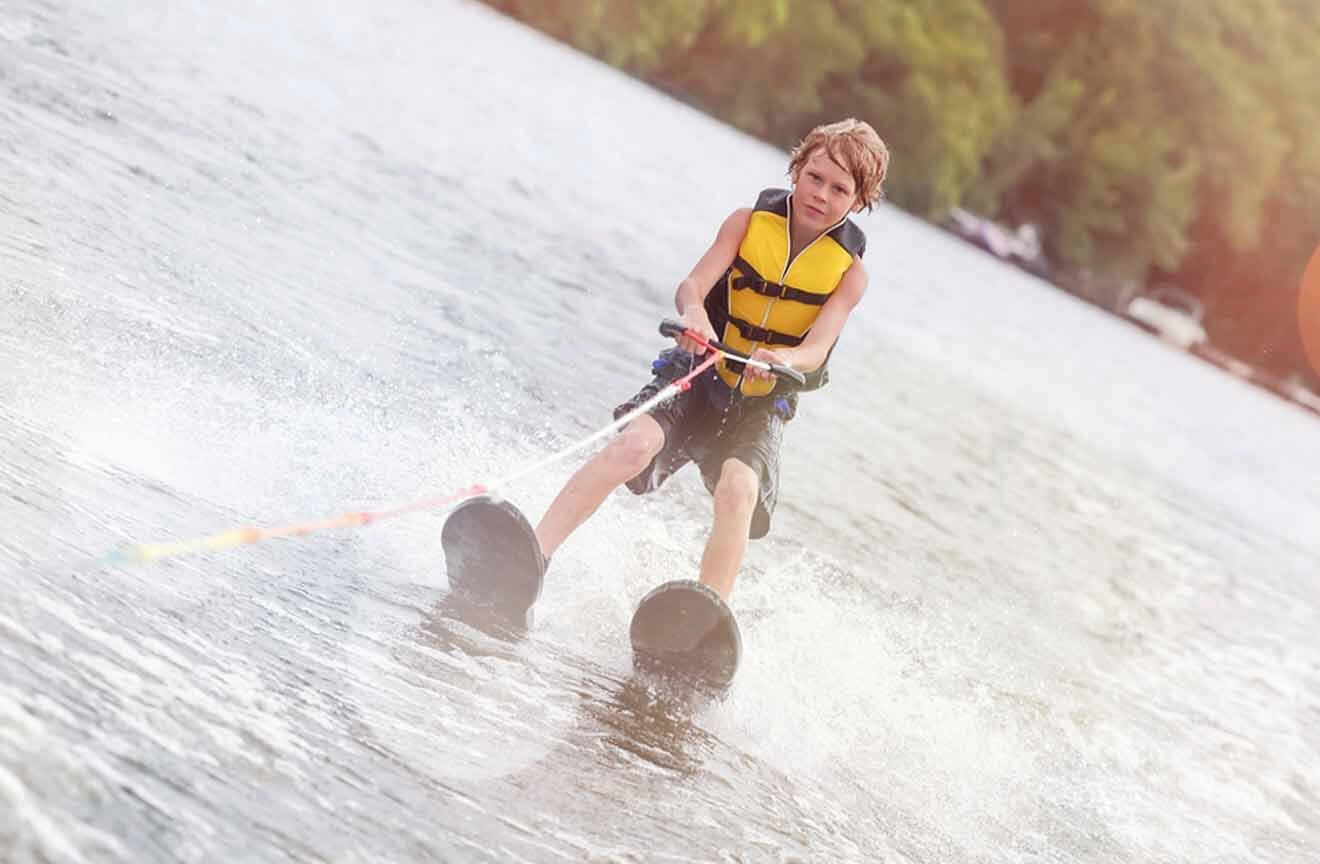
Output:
[440, 495, 546, 631]
[629, 580, 741, 689]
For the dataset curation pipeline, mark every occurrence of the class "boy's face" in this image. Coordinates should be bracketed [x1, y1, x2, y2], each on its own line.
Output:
[791, 148, 858, 233]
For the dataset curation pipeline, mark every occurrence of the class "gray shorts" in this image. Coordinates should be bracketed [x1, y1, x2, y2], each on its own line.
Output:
[612, 349, 796, 540]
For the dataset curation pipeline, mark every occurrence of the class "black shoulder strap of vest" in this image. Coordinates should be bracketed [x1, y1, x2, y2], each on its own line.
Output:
[828, 219, 867, 258]
[753, 188, 790, 216]
[755, 187, 792, 216]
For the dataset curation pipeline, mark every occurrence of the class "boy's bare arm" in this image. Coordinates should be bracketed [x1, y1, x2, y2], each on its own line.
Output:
[671, 208, 752, 352]
[769, 257, 868, 374]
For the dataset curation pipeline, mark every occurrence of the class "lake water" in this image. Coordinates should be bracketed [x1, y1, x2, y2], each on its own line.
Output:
[2, 1, 1317, 861]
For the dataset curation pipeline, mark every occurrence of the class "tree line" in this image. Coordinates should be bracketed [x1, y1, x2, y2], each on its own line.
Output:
[484, 0, 1320, 383]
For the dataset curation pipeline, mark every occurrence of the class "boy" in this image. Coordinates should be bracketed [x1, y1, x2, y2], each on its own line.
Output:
[534, 118, 889, 600]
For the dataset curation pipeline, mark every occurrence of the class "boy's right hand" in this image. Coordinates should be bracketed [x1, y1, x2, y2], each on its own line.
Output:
[675, 308, 717, 354]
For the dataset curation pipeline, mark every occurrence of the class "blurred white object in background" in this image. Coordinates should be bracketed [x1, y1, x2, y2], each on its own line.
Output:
[1125, 285, 1207, 350]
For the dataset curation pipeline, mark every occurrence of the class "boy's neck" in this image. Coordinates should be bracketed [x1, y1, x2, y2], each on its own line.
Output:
[787, 192, 845, 260]
[788, 220, 821, 261]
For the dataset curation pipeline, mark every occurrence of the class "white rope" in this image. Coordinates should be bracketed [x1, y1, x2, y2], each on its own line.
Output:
[485, 352, 719, 493]
[486, 382, 680, 492]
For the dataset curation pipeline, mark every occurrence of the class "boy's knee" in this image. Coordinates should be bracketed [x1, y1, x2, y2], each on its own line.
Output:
[605, 422, 663, 475]
[714, 459, 759, 513]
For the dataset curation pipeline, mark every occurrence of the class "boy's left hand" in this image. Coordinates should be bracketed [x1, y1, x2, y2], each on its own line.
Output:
[745, 347, 791, 382]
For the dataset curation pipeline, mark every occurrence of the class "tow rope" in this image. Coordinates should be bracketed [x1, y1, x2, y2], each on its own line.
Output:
[110, 329, 729, 565]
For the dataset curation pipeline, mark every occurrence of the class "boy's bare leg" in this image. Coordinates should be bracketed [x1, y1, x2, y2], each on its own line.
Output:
[698, 458, 759, 601]
[535, 415, 665, 560]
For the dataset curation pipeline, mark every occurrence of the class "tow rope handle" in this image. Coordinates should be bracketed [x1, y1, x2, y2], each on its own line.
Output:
[658, 319, 807, 386]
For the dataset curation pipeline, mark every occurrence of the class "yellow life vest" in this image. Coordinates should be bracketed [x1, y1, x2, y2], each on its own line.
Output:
[703, 188, 866, 397]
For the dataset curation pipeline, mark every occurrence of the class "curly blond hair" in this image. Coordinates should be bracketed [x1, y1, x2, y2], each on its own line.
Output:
[788, 119, 889, 212]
